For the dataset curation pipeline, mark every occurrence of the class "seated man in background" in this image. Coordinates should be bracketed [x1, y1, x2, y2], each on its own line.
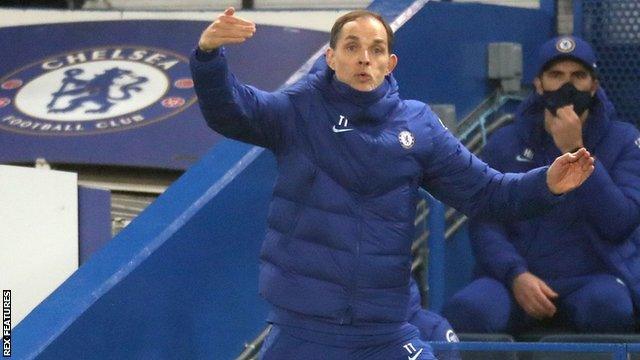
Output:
[443, 35, 640, 334]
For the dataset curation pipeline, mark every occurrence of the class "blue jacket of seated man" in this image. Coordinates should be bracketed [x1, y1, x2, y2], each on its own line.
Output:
[470, 87, 640, 317]
[190, 47, 560, 332]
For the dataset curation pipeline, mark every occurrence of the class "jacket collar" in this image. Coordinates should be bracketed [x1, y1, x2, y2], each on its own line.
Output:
[309, 65, 400, 125]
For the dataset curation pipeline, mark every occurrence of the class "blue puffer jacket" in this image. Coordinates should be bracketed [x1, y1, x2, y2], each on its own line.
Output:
[190, 48, 560, 326]
[470, 88, 640, 316]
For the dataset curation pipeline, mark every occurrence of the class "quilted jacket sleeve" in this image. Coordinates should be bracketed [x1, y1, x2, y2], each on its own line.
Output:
[189, 47, 290, 150]
[573, 125, 640, 243]
[418, 107, 559, 221]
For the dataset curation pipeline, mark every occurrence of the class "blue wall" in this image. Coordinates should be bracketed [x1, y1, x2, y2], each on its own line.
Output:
[394, 1, 554, 119]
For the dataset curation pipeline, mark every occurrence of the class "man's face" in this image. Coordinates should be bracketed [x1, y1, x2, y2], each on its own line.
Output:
[535, 59, 598, 95]
[326, 16, 398, 92]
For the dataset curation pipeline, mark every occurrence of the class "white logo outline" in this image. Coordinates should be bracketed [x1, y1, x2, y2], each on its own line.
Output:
[332, 114, 354, 133]
[446, 329, 460, 343]
[556, 37, 576, 53]
[332, 126, 354, 133]
[408, 348, 423, 360]
[515, 148, 534, 162]
[398, 130, 415, 149]
[437, 116, 448, 130]
[403, 342, 424, 360]
[0, 46, 195, 136]
[515, 155, 533, 162]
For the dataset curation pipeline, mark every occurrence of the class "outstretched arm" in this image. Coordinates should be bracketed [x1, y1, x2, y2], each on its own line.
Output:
[190, 7, 290, 149]
[419, 109, 593, 220]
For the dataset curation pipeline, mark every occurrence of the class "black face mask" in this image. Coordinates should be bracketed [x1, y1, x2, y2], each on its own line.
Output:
[541, 82, 594, 117]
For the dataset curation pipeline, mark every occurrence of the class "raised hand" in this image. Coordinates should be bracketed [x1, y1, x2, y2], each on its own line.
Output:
[547, 147, 595, 194]
[512, 272, 558, 320]
[198, 7, 256, 51]
[545, 105, 584, 153]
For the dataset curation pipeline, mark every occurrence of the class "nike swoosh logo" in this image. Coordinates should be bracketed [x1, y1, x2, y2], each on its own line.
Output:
[408, 348, 423, 360]
[515, 155, 533, 162]
[332, 125, 354, 133]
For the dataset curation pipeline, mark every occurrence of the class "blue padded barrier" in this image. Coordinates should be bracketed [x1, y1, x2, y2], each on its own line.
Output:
[627, 343, 640, 360]
[13, 143, 277, 359]
[430, 341, 629, 360]
[456, 333, 517, 360]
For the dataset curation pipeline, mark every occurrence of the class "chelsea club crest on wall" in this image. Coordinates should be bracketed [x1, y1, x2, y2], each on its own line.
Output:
[0, 46, 196, 136]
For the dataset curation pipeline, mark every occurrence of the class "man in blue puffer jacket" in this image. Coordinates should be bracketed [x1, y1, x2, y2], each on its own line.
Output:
[443, 36, 640, 335]
[191, 8, 595, 359]
[306, 55, 462, 359]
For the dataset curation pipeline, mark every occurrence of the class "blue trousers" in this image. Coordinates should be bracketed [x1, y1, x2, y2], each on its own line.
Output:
[443, 274, 636, 334]
[259, 324, 436, 360]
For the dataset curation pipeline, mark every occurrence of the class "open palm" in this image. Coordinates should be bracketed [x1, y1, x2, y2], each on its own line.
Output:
[547, 148, 595, 194]
[198, 7, 256, 51]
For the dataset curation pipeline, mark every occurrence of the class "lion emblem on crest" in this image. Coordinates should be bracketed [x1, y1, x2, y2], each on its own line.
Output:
[47, 67, 148, 114]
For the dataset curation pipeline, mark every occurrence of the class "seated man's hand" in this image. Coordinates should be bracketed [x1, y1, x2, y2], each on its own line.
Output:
[547, 147, 595, 194]
[546, 105, 584, 153]
[512, 272, 558, 320]
[198, 7, 256, 51]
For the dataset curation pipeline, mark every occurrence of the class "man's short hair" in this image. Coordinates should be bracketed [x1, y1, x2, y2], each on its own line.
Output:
[329, 10, 394, 52]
